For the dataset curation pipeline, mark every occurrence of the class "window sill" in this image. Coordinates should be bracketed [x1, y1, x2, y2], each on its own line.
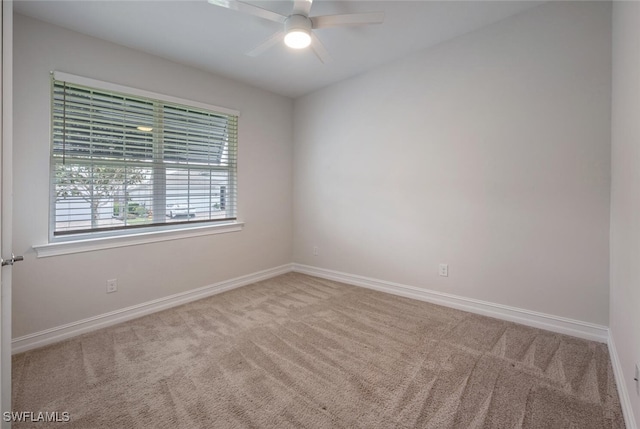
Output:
[32, 221, 244, 258]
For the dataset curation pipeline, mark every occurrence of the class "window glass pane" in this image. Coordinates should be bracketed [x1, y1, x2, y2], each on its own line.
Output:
[164, 168, 233, 223]
[54, 162, 152, 233]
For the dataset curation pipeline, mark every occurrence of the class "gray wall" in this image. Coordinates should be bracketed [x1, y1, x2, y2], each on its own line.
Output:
[12, 14, 294, 338]
[611, 1, 640, 424]
[292, 1, 612, 325]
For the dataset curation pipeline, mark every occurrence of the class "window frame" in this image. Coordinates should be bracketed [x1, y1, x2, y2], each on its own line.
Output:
[48, 71, 241, 244]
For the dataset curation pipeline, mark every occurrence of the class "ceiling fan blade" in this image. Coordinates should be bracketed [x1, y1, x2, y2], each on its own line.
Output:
[311, 12, 384, 29]
[246, 31, 285, 57]
[207, 0, 286, 24]
[292, 0, 313, 16]
[310, 33, 332, 64]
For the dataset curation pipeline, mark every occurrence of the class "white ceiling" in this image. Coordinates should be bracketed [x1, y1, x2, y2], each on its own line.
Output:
[15, 0, 543, 98]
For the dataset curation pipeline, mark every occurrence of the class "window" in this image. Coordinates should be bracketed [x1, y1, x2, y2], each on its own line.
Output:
[50, 73, 238, 240]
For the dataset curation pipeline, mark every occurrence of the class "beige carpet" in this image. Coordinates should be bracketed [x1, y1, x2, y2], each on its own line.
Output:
[13, 273, 625, 428]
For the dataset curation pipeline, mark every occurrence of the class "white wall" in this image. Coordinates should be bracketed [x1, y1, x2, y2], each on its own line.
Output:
[12, 15, 293, 338]
[13, 2, 616, 339]
[293, 1, 612, 325]
[611, 1, 640, 425]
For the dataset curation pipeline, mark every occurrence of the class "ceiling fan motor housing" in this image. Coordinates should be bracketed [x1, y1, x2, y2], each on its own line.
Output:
[285, 14, 312, 36]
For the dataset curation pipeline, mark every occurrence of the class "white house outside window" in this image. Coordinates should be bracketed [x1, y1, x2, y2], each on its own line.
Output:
[50, 73, 238, 241]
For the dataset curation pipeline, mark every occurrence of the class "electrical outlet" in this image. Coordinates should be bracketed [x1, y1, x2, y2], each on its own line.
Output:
[106, 279, 118, 294]
[313, 246, 319, 256]
[635, 363, 639, 396]
[439, 264, 448, 277]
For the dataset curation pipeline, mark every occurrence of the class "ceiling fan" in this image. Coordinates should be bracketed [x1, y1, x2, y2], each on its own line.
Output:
[207, 0, 385, 63]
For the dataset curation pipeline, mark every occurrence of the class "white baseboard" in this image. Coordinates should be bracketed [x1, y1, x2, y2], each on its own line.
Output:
[12, 264, 293, 354]
[13, 261, 610, 348]
[292, 264, 609, 343]
[608, 332, 638, 429]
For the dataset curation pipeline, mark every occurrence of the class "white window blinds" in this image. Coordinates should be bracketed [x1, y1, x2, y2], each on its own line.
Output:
[51, 75, 238, 238]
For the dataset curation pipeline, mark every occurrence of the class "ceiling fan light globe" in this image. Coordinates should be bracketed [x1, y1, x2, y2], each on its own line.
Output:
[284, 30, 311, 49]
